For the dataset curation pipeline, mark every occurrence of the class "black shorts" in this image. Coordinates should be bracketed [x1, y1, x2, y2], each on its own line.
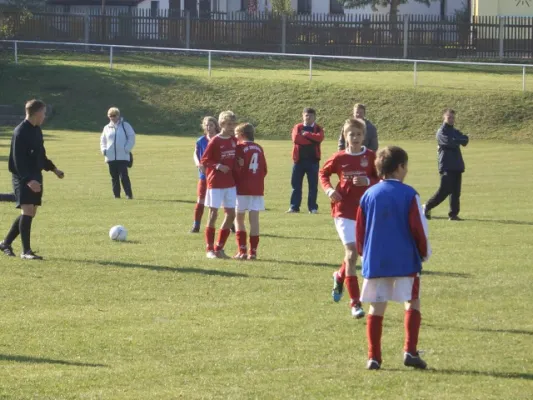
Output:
[12, 175, 43, 208]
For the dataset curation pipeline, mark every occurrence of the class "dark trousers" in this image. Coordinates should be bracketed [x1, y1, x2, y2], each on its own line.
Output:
[0, 192, 16, 202]
[290, 160, 319, 212]
[426, 171, 462, 217]
[108, 161, 133, 198]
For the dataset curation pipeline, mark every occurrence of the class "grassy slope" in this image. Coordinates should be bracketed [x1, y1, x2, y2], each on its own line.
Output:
[0, 133, 532, 399]
[1, 52, 533, 141]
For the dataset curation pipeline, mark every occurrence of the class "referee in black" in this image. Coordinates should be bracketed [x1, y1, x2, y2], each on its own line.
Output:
[0, 100, 64, 260]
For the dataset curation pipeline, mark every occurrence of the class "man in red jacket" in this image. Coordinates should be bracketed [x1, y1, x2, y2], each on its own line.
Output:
[287, 108, 324, 214]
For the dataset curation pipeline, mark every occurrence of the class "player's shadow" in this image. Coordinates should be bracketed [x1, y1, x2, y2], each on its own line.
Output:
[262, 233, 337, 242]
[430, 216, 533, 226]
[259, 258, 340, 268]
[0, 354, 107, 368]
[136, 198, 197, 204]
[385, 367, 533, 380]
[426, 323, 533, 336]
[421, 270, 471, 278]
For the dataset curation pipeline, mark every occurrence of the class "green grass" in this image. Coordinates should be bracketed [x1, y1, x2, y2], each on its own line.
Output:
[0, 132, 532, 399]
[2, 52, 533, 141]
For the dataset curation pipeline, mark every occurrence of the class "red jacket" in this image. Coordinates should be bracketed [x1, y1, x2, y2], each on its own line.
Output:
[291, 123, 324, 163]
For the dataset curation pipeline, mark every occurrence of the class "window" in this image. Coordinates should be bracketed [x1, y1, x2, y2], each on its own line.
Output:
[298, 0, 312, 14]
[330, 0, 344, 14]
[150, 0, 159, 17]
[242, 0, 258, 12]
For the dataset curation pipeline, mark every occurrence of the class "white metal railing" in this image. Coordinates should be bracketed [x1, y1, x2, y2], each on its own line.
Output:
[1, 39, 533, 91]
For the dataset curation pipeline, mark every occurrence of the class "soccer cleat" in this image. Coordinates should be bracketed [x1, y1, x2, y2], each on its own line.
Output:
[247, 253, 257, 260]
[215, 249, 230, 259]
[366, 359, 381, 370]
[126, 196, 134, 200]
[206, 250, 218, 259]
[0, 241, 15, 257]
[309, 209, 318, 214]
[233, 252, 247, 260]
[20, 251, 43, 260]
[286, 209, 299, 213]
[190, 224, 200, 233]
[422, 204, 431, 220]
[448, 215, 463, 221]
[403, 352, 427, 369]
[331, 272, 344, 302]
[351, 305, 365, 319]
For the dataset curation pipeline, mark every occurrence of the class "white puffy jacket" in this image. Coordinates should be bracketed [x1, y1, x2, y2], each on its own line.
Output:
[100, 119, 136, 162]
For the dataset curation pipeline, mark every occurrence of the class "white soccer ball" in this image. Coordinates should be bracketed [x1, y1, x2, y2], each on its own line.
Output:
[109, 225, 128, 241]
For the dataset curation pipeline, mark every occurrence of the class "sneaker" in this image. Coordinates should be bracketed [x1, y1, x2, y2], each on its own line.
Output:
[215, 249, 230, 259]
[403, 352, 427, 369]
[449, 215, 463, 221]
[366, 359, 381, 370]
[190, 224, 200, 233]
[309, 209, 318, 214]
[332, 272, 344, 302]
[206, 250, 218, 259]
[422, 204, 431, 220]
[247, 253, 257, 260]
[20, 251, 43, 260]
[351, 305, 365, 319]
[126, 196, 134, 200]
[233, 252, 247, 260]
[286, 209, 299, 213]
[0, 241, 15, 257]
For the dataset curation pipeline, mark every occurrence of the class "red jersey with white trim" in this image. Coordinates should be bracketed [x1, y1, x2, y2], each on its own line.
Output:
[201, 135, 238, 189]
[235, 142, 267, 196]
[319, 147, 379, 220]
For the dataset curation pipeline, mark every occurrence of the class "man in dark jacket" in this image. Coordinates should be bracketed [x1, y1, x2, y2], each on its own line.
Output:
[424, 109, 469, 221]
[0, 100, 64, 260]
[338, 103, 378, 152]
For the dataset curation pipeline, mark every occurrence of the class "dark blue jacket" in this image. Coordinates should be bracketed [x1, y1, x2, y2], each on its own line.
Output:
[437, 123, 469, 173]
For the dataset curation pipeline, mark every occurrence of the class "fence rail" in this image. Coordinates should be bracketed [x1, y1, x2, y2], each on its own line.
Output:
[4, 10, 533, 59]
[2, 39, 532, 92]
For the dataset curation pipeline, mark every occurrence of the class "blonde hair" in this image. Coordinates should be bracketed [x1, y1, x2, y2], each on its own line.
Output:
[235, 123, 255, 142]
[353, 103, 366, 112]
[202, 116, 220, 133]
[107, 107, 120, 117]
[342, 118, 366, 140]
[218, 110, 236, 126]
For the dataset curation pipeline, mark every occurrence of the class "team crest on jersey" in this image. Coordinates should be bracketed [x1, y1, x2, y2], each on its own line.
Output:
[360, 157, 368, 168]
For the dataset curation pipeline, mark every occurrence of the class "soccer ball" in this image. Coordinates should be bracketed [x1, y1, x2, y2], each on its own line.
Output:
[109, 225, 127, 241]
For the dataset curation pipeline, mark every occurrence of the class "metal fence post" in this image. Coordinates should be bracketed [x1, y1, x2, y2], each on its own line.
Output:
[281, 14, 287, 54]
[14, 41, 18, 65]
[414, 61, 417, 87]
[309, 56, 313, 81]
[403, 15, 409, 59]
[110, 46, 114, 69]
[185, 11, 191, 49]
[208, 51, 212, 77]
[84, 12, 90, 52]
[523, 66, 526, 92]
[499, 16, 504, 59]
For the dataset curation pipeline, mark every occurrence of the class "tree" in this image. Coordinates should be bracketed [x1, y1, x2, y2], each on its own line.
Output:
[0, 0, 45, 39]
[271, 0, 293, 15]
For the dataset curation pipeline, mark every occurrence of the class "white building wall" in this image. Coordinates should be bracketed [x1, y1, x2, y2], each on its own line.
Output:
[312, 0, 329, 14]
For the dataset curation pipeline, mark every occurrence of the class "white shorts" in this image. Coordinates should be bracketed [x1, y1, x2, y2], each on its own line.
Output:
[205, 187, 237, 209]
[236, 195, 265, 212]
[334, 217, 356, 245]
[360, 274, 420, 303]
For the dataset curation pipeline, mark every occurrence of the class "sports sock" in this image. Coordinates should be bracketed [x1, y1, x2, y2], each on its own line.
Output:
[249, 235, 259, 255]
[205, 227, 216, 252]
[345, 275, 361, 308]
[367, 314, 384, 362]
[236, 231, 247, 254]
[404, 309, 422, 354]
[3, 215, 21, 245]
[337, 260, 346, 282]
[193, 204, 205, 226]
[215, 229, 231, 252]
[20, 215, 33, 254]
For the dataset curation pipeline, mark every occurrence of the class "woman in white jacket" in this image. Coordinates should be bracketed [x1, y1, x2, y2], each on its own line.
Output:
[100, 107, 136, 199]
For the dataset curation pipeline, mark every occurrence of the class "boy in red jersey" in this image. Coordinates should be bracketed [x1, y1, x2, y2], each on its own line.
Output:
[200, 111, 238, 259]
[191, 116, 219, 233]
[320, 118, 379, 319]
[233, 123, 267, 260]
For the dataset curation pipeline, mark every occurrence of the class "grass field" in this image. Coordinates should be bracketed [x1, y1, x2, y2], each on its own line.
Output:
[0, 131, 532, 399]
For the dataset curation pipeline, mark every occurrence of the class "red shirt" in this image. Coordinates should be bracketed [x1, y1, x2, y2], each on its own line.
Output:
[319, 148, 379, 220]
[235, 142, 267, 196]
[291, 123, 324, 163]
[200, 135, 237, 189]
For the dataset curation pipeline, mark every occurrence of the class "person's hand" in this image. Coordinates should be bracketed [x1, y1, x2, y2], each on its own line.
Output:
[27, 180, 42, 193]
[54, 169, 65, 179]
[237, 157, 244, 167]
[353, 176, 369, 186]
[328, 190, 342, 202]
[218, 165, 230, 174]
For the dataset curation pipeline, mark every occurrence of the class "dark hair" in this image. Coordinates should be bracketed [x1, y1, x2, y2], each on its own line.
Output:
[443, 108, 456, 115]
[375, 146, 409, 178]
[303, 107, 316, 115]
[25, 99, 46, 116]
[235, 123, 255, 141]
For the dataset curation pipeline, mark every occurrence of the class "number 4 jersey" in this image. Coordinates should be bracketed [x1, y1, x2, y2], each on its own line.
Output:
[235, 141, 268, 196]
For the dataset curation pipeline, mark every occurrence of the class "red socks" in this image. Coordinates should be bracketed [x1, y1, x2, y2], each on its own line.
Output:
[194, 203, 205, 224]
[367, 314, 384, 362]
[404, 309, 422, 354]
[345, 275, 361, 308]
[215, 229, 231, 252]
[236, 231, 247, 254]
[249, 235, 259, 256]
[338, 261, 346, 282]
[205, 227, 216, 252]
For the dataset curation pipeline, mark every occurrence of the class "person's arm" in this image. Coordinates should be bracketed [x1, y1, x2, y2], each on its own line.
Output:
[355, 205, 366, 257]
[193, 141, 201, 167]
[338, 127, 346, 151]
[302, 125, 325, 144]
[319, 155, 341, 201]
[42, 146, 56, 172]
[262, 150, 268, 177]
[100, 128, 107, 156]
[12, 131, 33, 183]
[408, 195, 431, 262]
[367, 123, 378, 152]
[437, 126, 460, 149]
[292, 125, 313, 145]
[124, 122, 136, 153]
[367, 153, 379, 186]
[455, 129, 469, 147]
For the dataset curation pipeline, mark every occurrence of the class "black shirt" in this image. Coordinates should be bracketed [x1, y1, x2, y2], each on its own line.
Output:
[8, 120, 56, 183]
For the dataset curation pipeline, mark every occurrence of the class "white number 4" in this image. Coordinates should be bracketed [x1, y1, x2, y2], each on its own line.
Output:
[249, 153, 259, 174]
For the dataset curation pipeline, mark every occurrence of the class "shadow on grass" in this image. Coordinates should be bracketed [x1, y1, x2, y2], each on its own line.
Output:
[428, 368, 533, 380]
[0, 354, 107, 368]
[136, 198, 197, 204]
[431, 216, 533, 226]
[262, 233, 337, 242]
[260, 258, 340, 268]
[426, 323, 533, 336]
[422, 270, 471, 278]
